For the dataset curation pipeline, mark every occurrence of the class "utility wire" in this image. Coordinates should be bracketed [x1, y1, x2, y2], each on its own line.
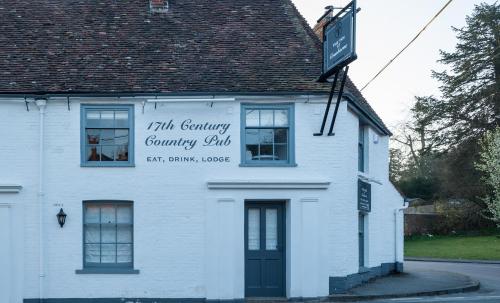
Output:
[360, 0, 454, 92]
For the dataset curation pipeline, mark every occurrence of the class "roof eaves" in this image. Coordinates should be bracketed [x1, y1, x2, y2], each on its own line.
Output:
[344, 92, 392, 136]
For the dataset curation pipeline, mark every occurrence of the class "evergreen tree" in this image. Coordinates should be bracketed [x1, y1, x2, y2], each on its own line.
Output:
[417, 2, 500, 147]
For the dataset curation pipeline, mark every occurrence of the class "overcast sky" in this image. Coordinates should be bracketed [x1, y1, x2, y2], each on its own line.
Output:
[291, 0, 495, 130]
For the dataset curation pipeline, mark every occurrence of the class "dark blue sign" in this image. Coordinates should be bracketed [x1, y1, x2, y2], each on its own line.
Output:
[321, 2, 357, 79]
[358, 179, 371, 212]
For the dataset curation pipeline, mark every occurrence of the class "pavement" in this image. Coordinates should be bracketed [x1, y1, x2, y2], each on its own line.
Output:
[326, 261, 500, 303]
[327, 265, 479, 302]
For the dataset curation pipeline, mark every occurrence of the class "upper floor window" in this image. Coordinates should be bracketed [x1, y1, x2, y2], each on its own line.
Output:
[358, 123, 367, 172]
[81, 105, 134, 167]
[241, 104, 295, 166]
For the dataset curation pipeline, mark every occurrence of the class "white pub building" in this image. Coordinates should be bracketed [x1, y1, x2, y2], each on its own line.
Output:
[0, 0, 405, 302]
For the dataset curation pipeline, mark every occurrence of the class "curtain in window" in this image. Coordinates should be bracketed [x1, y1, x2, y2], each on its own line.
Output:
[84, 203, 133, 266]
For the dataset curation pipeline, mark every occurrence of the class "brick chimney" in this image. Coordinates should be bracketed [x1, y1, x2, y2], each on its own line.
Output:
[313, 8, 333, 42]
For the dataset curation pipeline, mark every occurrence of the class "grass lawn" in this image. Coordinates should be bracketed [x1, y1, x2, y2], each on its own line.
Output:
[405, 234, 500, 260]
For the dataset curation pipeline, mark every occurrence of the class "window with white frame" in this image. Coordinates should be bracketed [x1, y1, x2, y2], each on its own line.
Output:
[81, 105, 134, 166]
[241, 104, 295, 166]
[83, 201, 133, 268]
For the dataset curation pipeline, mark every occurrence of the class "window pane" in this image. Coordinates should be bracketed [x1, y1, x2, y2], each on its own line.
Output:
[86, 111, 100, 120]
[85, 244, 101, 263]
[100, 111, 115, 127]
[115, 111, 129, 120]
[115, 111, 129, 128]
[101, 146, 115, 161]
[245, 129, 259, 145]
[85, 225, 100, 243]
[275, 144, 288, 161]
[358, 144, 364, 172]
[85, 206, 100, 223]
[248, 209, 260, 250]
[259, 129, 274, 144]
[86, 129, 100, 144]
[246, 109, 259, 127]
[101, 206, 116, 224]
[260, 110, 273, 127]
[117, 225, 132, 243]
[101, 244, 117, 263]
[266, 209, 278, 250]
[359, 126, 364, 144]
[259, 145, 273, 159]
[117, 244, 132, 263]
[114, 129, 129, 145]
[117, 206, 132, 223]
[100, 129, 115, 145]
[246, 145, 259, 161]
[101, 224, 116, 243]
[274, 109, 288, 126]
[115, 145, 128, 161]
[274, 129, 287, 143]
[87, 146, 101, 161]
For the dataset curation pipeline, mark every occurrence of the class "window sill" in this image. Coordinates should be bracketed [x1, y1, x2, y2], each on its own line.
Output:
[239, 163, 297, 167]
[358, 266, 370, 273]
[75, 268, 140, 274]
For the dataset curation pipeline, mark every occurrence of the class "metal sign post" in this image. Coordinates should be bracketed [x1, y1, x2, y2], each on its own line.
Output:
[314, 1, 358, 136]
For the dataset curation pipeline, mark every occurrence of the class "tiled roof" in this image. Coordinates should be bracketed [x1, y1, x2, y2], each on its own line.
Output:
[0, 0, 390, 134]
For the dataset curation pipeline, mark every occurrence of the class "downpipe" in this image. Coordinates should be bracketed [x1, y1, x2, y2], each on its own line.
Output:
[394, 201, 408, 272]
[36, 99, 47, 302]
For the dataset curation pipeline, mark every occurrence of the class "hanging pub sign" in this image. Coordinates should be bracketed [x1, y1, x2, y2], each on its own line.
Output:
[319, 0, 357, 82]
[358, 179, 371, 212]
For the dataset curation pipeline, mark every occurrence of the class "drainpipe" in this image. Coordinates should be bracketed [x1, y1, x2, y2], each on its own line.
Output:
[36, 98, 47, 302]
[394, 201, 408, 272]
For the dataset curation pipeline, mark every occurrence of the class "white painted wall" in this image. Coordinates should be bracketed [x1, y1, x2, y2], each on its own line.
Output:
[0, 203, 12, 303]
[0, 96, 404, 301]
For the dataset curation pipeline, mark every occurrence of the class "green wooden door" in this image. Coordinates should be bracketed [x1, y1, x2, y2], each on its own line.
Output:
[245, 202, 285, 297]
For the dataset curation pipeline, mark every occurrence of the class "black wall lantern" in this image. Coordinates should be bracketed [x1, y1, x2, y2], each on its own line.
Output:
[57, 208, 67, 228]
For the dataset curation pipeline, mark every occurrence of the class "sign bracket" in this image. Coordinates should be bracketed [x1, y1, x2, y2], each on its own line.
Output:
[314, 66, 349, 136]
[328, 66, 349, 136]
[314, 71, 339, 136]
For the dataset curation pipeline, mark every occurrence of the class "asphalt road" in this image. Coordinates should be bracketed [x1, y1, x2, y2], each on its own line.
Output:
[368, 261, 500, 303]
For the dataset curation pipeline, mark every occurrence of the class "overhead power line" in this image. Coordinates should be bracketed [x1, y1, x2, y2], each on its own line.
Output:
[360, 0, 454, 92]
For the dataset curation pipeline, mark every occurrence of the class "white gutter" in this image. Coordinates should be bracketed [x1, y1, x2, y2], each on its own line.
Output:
[35, 99, 46, 301]
[394, 201, 408, 268]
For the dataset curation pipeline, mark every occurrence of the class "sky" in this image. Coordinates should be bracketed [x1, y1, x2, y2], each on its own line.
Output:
[291, 0, 495, 130]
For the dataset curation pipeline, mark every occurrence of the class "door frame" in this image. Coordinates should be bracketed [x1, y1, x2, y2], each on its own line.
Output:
[244, 200, 286, 298]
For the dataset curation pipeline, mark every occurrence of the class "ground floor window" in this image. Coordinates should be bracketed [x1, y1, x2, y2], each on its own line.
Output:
[358, 213, 366, 268]
[83, 201, 133, 268]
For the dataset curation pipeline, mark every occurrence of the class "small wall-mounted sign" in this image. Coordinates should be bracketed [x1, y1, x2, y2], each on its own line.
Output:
[358, 179, 371, 212]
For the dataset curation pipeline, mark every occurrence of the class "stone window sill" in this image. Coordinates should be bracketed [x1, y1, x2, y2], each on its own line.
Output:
[75, 268, 140, 274]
